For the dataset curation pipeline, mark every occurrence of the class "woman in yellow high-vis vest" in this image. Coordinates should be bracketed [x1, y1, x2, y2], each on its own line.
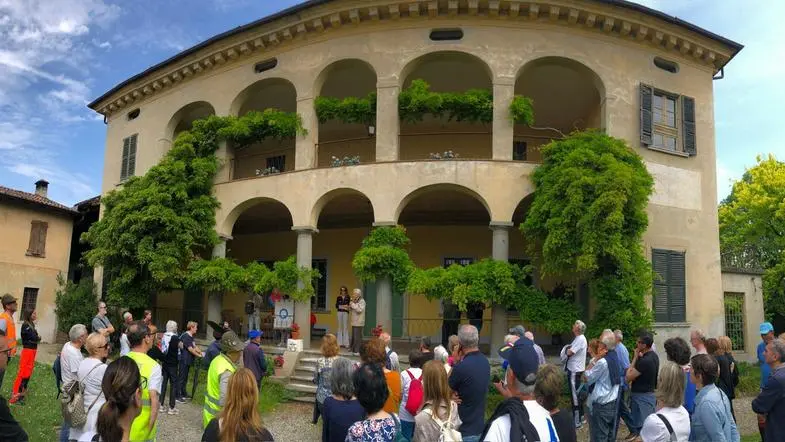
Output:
[203, 330, 245, 429]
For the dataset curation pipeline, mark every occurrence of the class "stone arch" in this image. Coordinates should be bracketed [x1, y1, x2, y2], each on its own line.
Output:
[394, 183, 492, 224]
[310, 187, 376, 229]
[229, 77, 298, 117]
[398, 50, 495, 90]
[165, 101, 216, 141]
[220, 196, 294, 236]
[511, 193, 537, 227]
[314, 58, 378, 98]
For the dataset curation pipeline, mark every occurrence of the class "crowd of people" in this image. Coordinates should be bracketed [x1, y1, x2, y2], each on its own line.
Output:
[2, 285, 785, 441]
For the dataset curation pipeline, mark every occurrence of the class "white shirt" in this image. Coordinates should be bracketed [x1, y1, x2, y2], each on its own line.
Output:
[640, 406, 690, 442]
[567, 334, 587, 372]
[484, 400, 559, 442]
[71, 358, 108, 441]
[60, 342, 85, 386]
[399, 367, 422, 422]
[120, 333, 130, 356]
[148, 361, 163, 394]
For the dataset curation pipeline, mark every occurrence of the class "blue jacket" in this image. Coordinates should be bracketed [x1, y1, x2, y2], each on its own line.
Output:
[759, 341, 771, 389]
[752, 364, 785, 441]
[690, 384, 739, 442]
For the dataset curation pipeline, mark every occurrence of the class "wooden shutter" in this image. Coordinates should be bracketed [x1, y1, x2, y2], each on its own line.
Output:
[682, 96, 696, 156]
[652, 249, 670, 322]
[127, 135, 137, 177]
[26, 221, 48, 256]
[120, 137, 130, 181]
[668, 251, 686, 322]
[639, 84, 654, 145]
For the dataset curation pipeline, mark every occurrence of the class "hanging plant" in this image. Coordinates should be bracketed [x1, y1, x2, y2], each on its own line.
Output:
[252, 256, 322, 303]
[429, 151, 459, 160]
[509, 96, 535, 126]
[352, 226, 415, 294]
[315, 93, 377, 125]
[398, 79, 493, 124]
[331, 155, 361, 167]
[256, 167, 280, 176]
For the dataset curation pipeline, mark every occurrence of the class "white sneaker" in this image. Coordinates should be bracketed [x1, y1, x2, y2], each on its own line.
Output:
[168, 408, 179, 415]
[159, 405, 166, 413]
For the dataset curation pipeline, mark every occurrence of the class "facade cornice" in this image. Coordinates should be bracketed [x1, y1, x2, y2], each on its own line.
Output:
[90, 0, 740, 117]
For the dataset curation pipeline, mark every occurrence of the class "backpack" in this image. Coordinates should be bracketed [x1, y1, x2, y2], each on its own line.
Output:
[424, 406, 463, 442]
[404, 369, 424, 416]
[244, 300, 255, 315]
[53, 354, 63, 398]
[61, 363, 104, 428]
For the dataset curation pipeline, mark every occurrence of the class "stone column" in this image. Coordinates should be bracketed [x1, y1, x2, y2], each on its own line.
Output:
[208, 238, 228, 340]
[375, 81, 400, 162]
[294, 227, 316, 348]
[492, 80, 515, 161]
[295, 97, 317, 170]
[490, 222, 513, 357]
[376, 276, 393, 334]
[214, 140, 234, 183]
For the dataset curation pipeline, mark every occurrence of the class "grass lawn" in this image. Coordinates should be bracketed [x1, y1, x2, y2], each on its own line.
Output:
[1, 357, 62, 442]
[1, 355, 291, 442]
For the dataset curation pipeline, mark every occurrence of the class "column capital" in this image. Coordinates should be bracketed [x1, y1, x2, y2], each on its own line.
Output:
[296, 95, 314, 103]
[372, 221, 397, 227]
[217, 233, 233, 242]
[489, 221, 514, 230]
[377, 78, 399, 89]
[292, 225, 319, 234]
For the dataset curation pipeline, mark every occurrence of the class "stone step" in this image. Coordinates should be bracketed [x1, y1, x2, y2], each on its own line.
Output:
[291, 395, 316, 404]
[295, 365, 316, 374]
[291, 375, 313, 383]
[286, 383, 317, 394]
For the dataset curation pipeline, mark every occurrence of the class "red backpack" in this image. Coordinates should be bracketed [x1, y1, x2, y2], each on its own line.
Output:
[404, 369, 424, 416]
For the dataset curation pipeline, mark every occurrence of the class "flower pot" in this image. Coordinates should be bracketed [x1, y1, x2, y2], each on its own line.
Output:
[291, 330, 300, 339]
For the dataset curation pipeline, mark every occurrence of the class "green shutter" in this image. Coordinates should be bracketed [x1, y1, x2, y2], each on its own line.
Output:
[640, 84, 654, 145]
[652, 249, 670, 322]
[682, 96, 696, 156]
[668, 251, 686, 322]
[120, 137, 130, 181]
[652, 248, 687, 322]
[127, 135, 137, 177]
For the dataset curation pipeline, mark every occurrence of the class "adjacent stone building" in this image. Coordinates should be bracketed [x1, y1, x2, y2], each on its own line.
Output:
[88, 0, 755, 353]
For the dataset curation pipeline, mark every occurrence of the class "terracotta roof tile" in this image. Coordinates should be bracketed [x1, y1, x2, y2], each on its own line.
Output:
[0, 185, 78, 215]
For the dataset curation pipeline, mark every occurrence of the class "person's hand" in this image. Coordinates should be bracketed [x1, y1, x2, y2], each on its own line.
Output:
[493, 381, 513, 399]
[451, 391, 463, 405]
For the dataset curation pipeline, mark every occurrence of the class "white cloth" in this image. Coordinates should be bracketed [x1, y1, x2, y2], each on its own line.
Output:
[119, 333, 130, 356]
[387, 348, 400, 372]
[567, 334, 587, 372]
[350, 298, 366, 327]
[640, 406, 691, 442]
[70, 358, 107, 441]
[60, 342, 84, 386]
[484, 400, 559, 442]
[149, 363, 163, 394]
[398, 368, 423, 422]
[337, 311, 349, 347]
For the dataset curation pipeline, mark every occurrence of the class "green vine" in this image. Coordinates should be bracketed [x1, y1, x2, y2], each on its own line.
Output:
[521, 130, 655, 339]
[315, 93, 377, 125]
[352, 226, 415, 294]
[84, 110, 305, 308]
[509, 96, 535, 125]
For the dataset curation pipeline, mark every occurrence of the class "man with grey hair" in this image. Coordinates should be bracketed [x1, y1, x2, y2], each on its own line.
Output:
[752, 337, 785, 440]
[59, 324, 86, 442]
[564, 319, 588, 428]
[524, 331, 545, 366]
[484, 338, 556, 441]
[119, 311, 133, 356]
[91, 301, 115, 337]
[448, 324, 490, 442]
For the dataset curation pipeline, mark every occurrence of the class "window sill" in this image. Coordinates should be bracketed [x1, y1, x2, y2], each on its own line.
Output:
[25, 252, 45, 258]
[653, 322, 692, 328]
[312, 308, 331, 314]
[646, 146, 690, 158]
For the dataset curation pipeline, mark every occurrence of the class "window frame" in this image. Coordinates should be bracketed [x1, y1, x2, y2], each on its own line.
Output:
[120, 134, 138, 182]
[652, 248, 687, 323]
[266, 155, 286, 172]
[26, 220, 48, 258]
[443, 257, 475, 268]
[651, 90, 681, 153]
[21, 287, 39, 314]
[311, 259, 328, 312]
[723, 292, 746, 351]
[512, 141, 528, 161]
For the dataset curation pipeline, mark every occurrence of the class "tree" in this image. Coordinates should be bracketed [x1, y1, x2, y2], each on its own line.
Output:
[54, 273, 98, 334]
[719, 155, 785, 317]
[83, 111, 305, 308]
[521, 131, 655, 339]
[352, 226, 415, 294]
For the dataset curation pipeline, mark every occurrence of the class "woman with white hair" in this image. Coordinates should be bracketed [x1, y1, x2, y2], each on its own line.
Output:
[434, 345, 451, 374]
[155, 320, 182, 415]
[70, 333, 109, 441]
[349, 288, 366, 356]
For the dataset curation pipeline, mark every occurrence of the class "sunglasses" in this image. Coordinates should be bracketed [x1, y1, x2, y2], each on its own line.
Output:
[140, 376, 149, 390]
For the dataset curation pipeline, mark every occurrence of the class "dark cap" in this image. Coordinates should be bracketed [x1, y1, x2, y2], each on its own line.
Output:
[500, 338, 539, 385]
[1, 294, 17, 307]
[220, 331, 246, 353]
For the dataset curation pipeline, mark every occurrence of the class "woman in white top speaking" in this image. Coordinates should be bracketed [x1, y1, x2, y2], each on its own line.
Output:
[640, 361, 691, 442]
[71, 332, 110, 441]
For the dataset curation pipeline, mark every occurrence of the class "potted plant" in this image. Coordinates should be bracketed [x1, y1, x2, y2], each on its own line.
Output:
[273, 355, 285, 376]
[290, 322, 301, 339]
[371, 324, 383, 338]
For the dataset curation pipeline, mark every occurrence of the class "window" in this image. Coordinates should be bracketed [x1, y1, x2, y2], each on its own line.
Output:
[127, 108, 140, 120]
[254, 58, 278, 74]
[724, 292, 746, 351]
[26, 220, 48, 257]
[266, 155, 285, 172]
[120, 134, 138, 181]
[653, 57, 679, 74]
[22, 287, 38, 313]
[444, 257, 474, 267]
[652, 249, 686, 322]
[311, 259, 328, 311]
[430, 29, 463, 41]
[513, 141, 527, 161]
[639, 84, 696, 156]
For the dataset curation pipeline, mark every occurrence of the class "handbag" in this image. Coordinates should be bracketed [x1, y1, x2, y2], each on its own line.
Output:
[61, 363, 104, 428]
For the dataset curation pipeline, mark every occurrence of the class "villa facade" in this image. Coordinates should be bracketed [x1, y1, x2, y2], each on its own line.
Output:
[89, 0, 760, 356]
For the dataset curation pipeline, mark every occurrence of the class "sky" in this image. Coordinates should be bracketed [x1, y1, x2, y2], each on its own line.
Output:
[0, 0, 781, 206]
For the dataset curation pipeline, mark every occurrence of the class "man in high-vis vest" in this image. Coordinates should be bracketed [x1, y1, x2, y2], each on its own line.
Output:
[203, 330, 245, 429]
[126, 321, 162, 442]
[0, 294, 19, 390]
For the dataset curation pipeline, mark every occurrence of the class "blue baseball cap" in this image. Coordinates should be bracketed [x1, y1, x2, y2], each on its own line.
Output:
[760, 322, 774, 335]
[500, 339, 539, 385]
[248, 330, 263, 339]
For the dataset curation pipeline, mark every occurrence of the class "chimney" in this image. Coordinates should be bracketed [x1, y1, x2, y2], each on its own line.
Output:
[34, 179, 49, 198]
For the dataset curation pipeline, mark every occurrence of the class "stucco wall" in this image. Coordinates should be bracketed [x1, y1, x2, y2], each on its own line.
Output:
[0, 200, 74, 343]
[721, 271, 765, 362]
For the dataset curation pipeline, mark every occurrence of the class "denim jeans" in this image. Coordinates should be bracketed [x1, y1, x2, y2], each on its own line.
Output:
[463, 435, 481, 442]
[400, 420, 415, 441]
[628, 392, 656, 435]
[59, 420, 69, 442]
[590, 400, 618, 442]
